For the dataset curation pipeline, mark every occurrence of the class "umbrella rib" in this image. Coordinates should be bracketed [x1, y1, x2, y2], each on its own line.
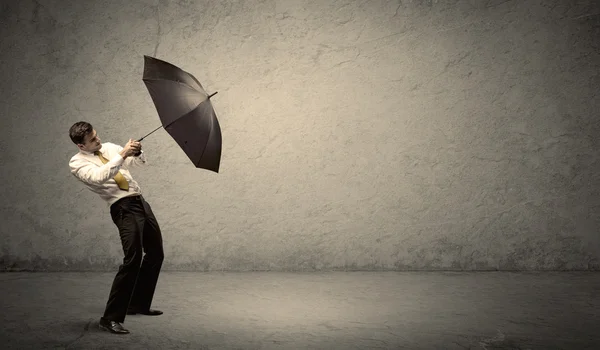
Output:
[143, 78, 205, 93]
[195, 114, 212, 168]
[162, 95, 216, 131]
[162, 101, 203, 130]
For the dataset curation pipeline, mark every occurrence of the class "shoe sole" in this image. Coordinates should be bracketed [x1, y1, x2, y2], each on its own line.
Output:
[127, 312, 163, 316]
[99, 324, 130, 334]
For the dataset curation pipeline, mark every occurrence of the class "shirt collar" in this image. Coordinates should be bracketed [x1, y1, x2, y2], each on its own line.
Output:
[80, 144, 104, 156]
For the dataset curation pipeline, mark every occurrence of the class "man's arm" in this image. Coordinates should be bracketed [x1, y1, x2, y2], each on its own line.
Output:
[69, 154, 126, 185]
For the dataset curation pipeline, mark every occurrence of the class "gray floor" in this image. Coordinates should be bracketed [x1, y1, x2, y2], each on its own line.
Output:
[1, 271, 598, 349]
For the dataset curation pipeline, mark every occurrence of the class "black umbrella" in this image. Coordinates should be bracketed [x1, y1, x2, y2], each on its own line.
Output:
[137, 55, 222, 173]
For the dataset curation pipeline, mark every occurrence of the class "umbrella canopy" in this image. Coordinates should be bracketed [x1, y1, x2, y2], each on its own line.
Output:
[141, 55, 222, 173]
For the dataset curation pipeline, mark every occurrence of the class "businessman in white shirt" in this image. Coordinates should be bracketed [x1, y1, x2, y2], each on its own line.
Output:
[69, 121, 164, 335]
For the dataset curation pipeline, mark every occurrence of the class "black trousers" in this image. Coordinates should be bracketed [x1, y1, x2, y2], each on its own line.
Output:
[103, 194, 164, 323]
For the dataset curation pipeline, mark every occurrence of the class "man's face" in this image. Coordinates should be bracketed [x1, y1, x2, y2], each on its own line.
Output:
[78, 129, 102, 153]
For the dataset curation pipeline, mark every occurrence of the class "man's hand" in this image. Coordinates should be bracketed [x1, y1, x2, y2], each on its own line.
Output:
[119, 139, 142, 159]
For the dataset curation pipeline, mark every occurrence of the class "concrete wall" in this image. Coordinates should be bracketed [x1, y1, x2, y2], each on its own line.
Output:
[1, 0, 599, 272]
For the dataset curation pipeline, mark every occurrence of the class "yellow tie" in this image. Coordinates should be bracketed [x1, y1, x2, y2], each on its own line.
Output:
[94, 151, 129, 191]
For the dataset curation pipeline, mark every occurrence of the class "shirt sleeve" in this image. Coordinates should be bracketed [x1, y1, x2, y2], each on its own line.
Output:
[69, 153, 125, 185]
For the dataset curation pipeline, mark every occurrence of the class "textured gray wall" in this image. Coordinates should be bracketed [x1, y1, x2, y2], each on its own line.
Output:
[1, 0, 599, 272]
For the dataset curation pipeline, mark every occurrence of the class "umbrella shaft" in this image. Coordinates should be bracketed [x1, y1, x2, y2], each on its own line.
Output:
[138, 91, 217, 142]
[137, 125, 163, 142]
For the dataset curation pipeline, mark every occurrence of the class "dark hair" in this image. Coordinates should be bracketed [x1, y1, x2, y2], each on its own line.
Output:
[69, 121, 93, 145]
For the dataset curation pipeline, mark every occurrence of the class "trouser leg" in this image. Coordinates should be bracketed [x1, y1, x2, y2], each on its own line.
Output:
[127, 197, 164, 312]
[103, 202, 145, 323]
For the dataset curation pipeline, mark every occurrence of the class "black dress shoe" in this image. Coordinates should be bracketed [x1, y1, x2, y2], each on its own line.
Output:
[99, 318, 130, 334]
[127, 308, 163, 316]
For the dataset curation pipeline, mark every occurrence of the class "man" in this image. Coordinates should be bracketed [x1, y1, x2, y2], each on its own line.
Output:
[68, 121, 164, 335]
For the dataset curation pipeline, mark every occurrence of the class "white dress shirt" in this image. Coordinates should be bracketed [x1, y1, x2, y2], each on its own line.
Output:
[69, 142, 148, 207]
